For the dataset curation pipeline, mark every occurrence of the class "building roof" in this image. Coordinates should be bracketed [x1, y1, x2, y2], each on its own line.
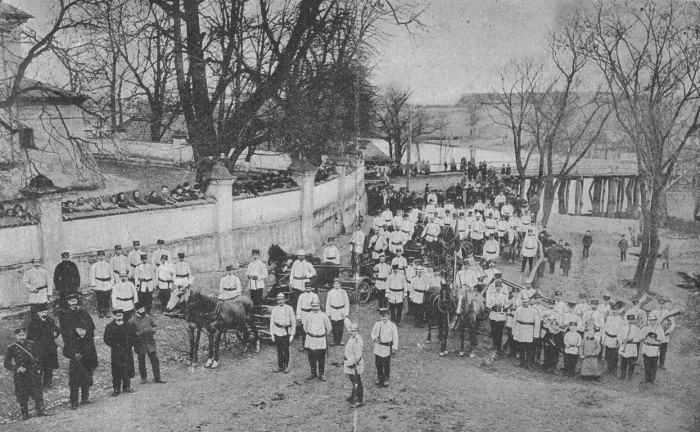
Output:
[13, 78, 87, 105]
[359, 139, 392, 164]
[0, 4, 32, 21]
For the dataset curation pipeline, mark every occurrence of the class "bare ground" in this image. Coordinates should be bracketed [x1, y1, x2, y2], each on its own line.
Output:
[1, 174, 699, 431]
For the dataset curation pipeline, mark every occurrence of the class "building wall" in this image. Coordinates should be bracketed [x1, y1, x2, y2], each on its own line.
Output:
[0, 163, 366, 308]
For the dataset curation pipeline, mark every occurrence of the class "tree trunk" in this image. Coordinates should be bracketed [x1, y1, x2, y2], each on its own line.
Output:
[633, 182, 662, 292]
[557, 180, 568, 214]
[540, 178, 557, 227]
[606, 178, 618, 218]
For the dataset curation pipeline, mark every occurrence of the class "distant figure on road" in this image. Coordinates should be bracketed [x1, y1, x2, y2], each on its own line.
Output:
[582, 230, 593, 259]
[618, 234, 628, 261]
[661, 244, 670, 269]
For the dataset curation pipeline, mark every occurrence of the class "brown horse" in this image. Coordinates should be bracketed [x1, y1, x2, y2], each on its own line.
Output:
[450, 290, 487, 357]
[166, 287, 260, 368]
[425, 283, 456, 356]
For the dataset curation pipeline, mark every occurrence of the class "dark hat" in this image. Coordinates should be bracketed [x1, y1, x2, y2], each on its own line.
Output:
[134, 302, 144, 310]
[392, 264, 399, 269]
[157, 239, 165, 245]
[183, 182, 190, 187]
[612, 301, 625, 310]
[647, 332, 657, 338]
[512, 286, 521, 292]
[543, 298, 554, 305]
[61, 252, 70, 258]
[567, 301, 576, 307]
[14, 327, 27, 334]
[178, 252, 185, 258]
[590, 299, 599, 305]
[554, 291, 563, 297]
[226, 265, 234, 271]
[379, 307, 389, 315]
[115, 245, 122, 250]
[579, 293, 588, 299]
[112, 309, 124, 315]
[657, 297, 670, 304]
[133, 241, 140, 246]
[333, 277, 341, 283]
[160, 254, 168, 260]
[602, 295, 611, 300]
[252, 249, 260, 255]
[35, 303, 48, 312]
[97, 250, 105, 256]
[140, 253, 147, 259]
[74, 319, 88, 330]
[564, 242, 570, 246]
[626, 314, 635, 320]
[66, 293, 79, 302]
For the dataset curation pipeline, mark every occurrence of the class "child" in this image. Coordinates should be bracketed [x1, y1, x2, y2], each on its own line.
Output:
[63, 319, 98, 409]
[579, 325, 602, 381]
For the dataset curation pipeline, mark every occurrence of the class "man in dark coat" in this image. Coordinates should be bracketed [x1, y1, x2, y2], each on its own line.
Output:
[4, 327, 53, 420]
[560, 242, 573, 276]
[103, 309, 137, 396]
[62, 294, 96, 352]
[53, 251, 81, 301]
[582, 230, 593, 259]
[130, 302, 166, 384]
[63, 317, 98, 409]
[26, 304, 61, 388]
[544, 240, 562, 275]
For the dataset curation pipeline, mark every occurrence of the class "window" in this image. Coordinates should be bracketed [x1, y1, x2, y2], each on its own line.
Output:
[19, 127, 35, 149]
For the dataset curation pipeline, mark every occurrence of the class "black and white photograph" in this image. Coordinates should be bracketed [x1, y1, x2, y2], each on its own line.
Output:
[0, 0, 698, 430]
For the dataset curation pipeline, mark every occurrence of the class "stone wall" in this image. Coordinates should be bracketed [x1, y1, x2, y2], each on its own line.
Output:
[0, 161, 366, 308]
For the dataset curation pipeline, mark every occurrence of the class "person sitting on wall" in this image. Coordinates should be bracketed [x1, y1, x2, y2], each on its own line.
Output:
[131, 191, 149, 206]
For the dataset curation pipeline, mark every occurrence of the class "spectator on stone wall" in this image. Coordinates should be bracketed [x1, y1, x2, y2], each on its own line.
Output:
[131, 191, 149, 206]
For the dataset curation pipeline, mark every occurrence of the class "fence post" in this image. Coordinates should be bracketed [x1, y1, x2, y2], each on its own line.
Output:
[292, 166, 316, 254]
[207, 163, 236, 268]
[35, 193, 66, 276]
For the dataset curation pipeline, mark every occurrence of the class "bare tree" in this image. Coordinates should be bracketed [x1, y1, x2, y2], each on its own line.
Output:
[576, 0, 700, 291]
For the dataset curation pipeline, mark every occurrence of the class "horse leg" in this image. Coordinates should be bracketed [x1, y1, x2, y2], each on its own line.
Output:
[248, 316, 260, 353]
[205, 326, 215, 367]
[194, 327, 202, 363]
[212, 328, 222, 367]
[459, 320, 466, 356]
[426, 323, 432, 343]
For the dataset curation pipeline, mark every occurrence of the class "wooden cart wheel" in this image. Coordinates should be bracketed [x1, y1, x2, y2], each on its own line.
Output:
[357, 281, 372, 304]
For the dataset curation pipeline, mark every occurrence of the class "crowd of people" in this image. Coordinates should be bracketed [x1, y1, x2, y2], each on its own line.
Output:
[231, 171, 297, 197]
[0, 203, 35, 226]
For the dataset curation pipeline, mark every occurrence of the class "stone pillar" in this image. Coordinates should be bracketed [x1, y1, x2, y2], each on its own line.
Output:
[591, 178, 602, 215]
[293, 168, 317, 254]
[337, 164, 347, 234]
[207, 163, 236, 268]
[575, 178, 584, 215]
[36, 193, 66, 274]
[606, 178, 618, 218]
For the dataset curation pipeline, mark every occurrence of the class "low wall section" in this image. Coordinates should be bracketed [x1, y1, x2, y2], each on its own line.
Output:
[0, 162, 366, 308]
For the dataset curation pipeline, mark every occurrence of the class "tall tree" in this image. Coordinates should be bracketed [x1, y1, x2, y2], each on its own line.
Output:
[576, 0, 700, 291]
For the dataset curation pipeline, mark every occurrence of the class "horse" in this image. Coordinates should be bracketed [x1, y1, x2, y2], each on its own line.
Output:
[165, 287, 259, 368]
[450, 289, 487, 357]
[425, 283, 456, 356]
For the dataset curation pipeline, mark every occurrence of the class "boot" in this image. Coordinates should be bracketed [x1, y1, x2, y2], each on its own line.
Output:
[20, 404, 30, 421]
[628, 365, 635, 379]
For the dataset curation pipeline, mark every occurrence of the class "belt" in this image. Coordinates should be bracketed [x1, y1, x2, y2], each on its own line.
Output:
[326, 257, 337, 260]
[302, 308, 312, 312]
[113, 270, 122, 274]
[35, 285, 48, 290]
[223, 287, 238, 291]
[525, 246, 535, 249]
[376, 277, 387, 281]
[389, 288, 404, 292]
[605, 332, 617, 338]
[307, 333, 325, 338]
[295, 277, 309, 280]
[378, 341, 393, 346]
[130, 263, 138, 267]
[391, 242, 402, 245]
[139, 278, 152, 282]
[274, 322, 291, 329]
[401, 230, 410, 233]
[458, 229, 466, 232]
[414, 289, 426, 293]
[176, 274, 189, 278]
[158, 278, 172, 283]
[96, 277, 111, 282]
[517, 320, 535, 326]
[117, 296, 134, 301]
[330, 304, 345, 309]
[645, 342, 660, 347]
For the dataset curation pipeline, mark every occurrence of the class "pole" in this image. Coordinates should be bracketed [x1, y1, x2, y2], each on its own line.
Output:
[406, 104, 412, 190]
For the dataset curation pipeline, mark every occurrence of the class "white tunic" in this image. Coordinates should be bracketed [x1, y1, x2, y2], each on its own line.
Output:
[302, 311, 332, 350]
[218, 274, 242, 300]
[296, 292, 320, 321]
[350, 230, 366, 254]
[270, 304, 296, 338]
[290, 260, 316, 290]
[24, 267, 52, 304]
[513, 306, 541, 343]
[371, 320, 398, 357]
[111, 281, 138, 312]
[133, 263, 155, 292]
[246, 259, 269, 290]
[325, 287, 350, 321]
[386, 273, 407, 304]
[323, 246, 340, 265]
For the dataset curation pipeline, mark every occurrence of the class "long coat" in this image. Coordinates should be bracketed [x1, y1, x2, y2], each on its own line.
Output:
[62, 307, 96, 352]
[103, 321, 136, 379]
[53, 260, 81, 299]
[62, 332, 98, 387]
[27, 316, 60, 370]
[130, 314, 157, 355]
[579, 337, 601, 377]
[560, 248, 572, 270]
[4, 341, 42, 401]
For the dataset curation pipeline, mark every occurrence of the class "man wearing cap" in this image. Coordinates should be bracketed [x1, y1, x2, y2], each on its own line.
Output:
[291, 250, 316, 291]
[544, 240, 561, 274]
[130, 302, 165, 385]
[4, 327, 52, 419]
[350, 224, 366, 273]
[89, 250, 112, 318]
[553, 291, 567, 315]
[560, 242, 572, 276]
[582, 230, 593, 259]
[246, 249, 268, 307]
[640, 313, 665, 383]
[62, 316, 97, 409]
[504, 287, 522, 356]
[296, 284, 320, 350]
[598, 295, 612, 318]
[218, 263, 242, 301]
[62, 294, 96, 354]
[110, 245, 129, 284]
[650, 298, 675, 370]
[421, 216, 442, 255]
[400, 212, 415, 245]
[483, 234, 500, 262]
[323, 238, 341, 265]
[410, 265, 430, 327]
[520, 229, 538, 273]
[602, 304, 624, 374]
[562, 301, 583, 333]
[391, 249, 407, 275]
[112, 271, 139, 322]
[134, 253, 155, 314]
[371, 308, 398, 387]
[486, 282, 508, 352]
[344, 322, 365, 407]
[23, 258, 52, 316]
[387, 227, 404, 255]
[627, 298, 648, 329]
[27, 305, 60, 389]
[370, 227, 389, 261]
[455, 211, 470, 241]
[575, 293, 591, 317]
[618, 313, 642, 379]
[617, 234, 628, 261]
[152, 240, 171, 268]
[373, 255, 391, 308]
[470, 213, 486, 256]
[54, 251, 80, 305]
[513, 298, 541, 370]
[386, 263, 408, 325]
[127, 241, 143, 281]
[326, 279, 350, 346]
[156, 254, 176, 312]
[104, 309, 137, 396]
[174, 252, 191, 281]
[302, 299, 332, 381]
[270, 293, 296, 373]
[562, 322, 581, 376]
[541, 299, 563, 373]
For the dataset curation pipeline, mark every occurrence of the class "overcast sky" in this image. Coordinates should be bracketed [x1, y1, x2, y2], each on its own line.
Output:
[8, 0, 566, 106]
